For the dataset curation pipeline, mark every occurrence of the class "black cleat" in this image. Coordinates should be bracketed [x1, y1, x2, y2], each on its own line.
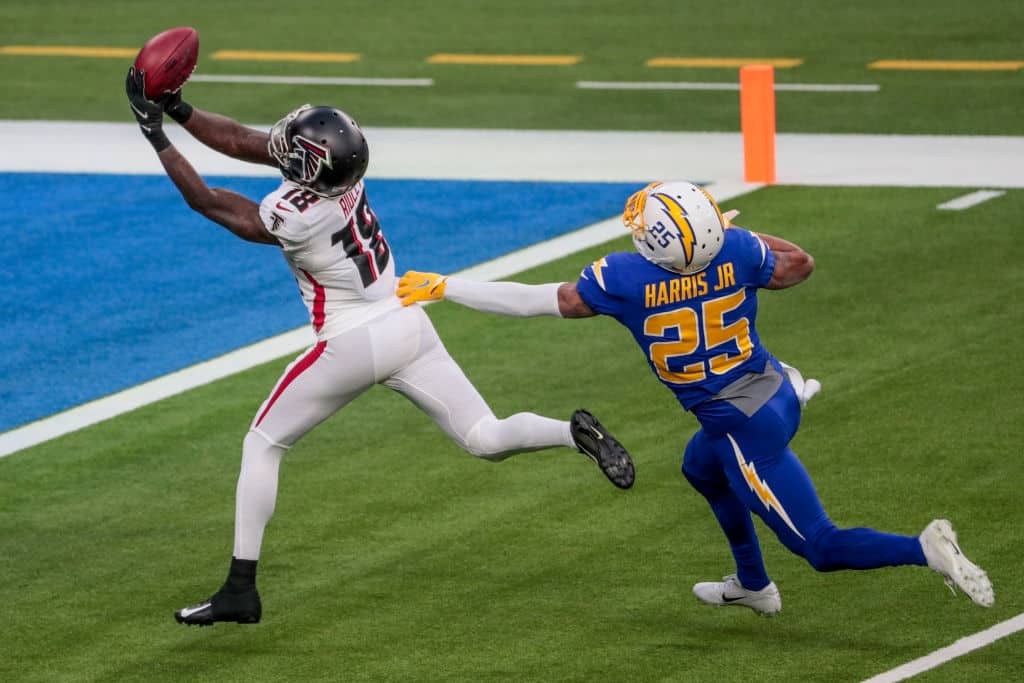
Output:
[570, 409, 635, 489]
[174, 587, 262, 626]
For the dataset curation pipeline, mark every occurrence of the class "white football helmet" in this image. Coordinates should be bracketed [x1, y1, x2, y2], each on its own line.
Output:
[623, 181, 728, 274]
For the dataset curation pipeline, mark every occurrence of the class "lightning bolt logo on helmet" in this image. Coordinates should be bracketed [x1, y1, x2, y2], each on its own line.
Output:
[624, 181, 727, 275]
[651, 192, 696, 267]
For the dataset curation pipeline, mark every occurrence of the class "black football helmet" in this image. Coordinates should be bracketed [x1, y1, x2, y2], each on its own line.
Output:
[268, 104, 369, 197]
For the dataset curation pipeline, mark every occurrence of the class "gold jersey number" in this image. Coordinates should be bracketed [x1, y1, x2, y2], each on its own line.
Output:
[643, 289, 753, 384]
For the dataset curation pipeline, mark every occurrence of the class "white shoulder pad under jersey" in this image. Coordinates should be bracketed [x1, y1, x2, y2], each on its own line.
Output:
[259, 180, 399, 340]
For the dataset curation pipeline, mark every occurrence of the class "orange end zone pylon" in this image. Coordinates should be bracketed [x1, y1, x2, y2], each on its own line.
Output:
[740, 65, 777, 184]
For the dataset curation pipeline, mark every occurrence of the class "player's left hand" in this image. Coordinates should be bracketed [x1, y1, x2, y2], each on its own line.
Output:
[397, 271, 449, 306]
[161, 88, 194, 124]
[722, 209, 740, 227]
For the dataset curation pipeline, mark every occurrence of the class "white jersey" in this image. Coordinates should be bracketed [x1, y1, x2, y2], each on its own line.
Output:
[258, 179, 400, 340]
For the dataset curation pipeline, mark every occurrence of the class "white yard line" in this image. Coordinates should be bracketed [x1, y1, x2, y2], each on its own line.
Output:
[190, 74, 434, 87]
[937, 189, 1006, 210]
[0, 178, 755, 459]
[861, 613, 1024, 683]
[577, 80, 880, 92]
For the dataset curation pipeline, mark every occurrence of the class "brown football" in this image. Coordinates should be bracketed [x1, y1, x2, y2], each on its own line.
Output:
[133, 27, 199, 99]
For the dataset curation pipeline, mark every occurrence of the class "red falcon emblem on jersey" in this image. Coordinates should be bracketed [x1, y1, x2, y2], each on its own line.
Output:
[292, 134, 333, 184]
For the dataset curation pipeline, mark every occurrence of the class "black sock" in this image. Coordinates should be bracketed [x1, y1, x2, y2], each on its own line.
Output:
[223, 557, 258, 593]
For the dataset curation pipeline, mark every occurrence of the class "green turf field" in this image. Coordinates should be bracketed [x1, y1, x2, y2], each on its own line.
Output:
[3, 2, 1024, 681]
[2, 186, 1022, 682]
[1, 1, 1022, 133]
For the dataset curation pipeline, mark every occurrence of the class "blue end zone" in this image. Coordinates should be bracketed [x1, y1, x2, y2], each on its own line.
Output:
[0, 173, 637, 431]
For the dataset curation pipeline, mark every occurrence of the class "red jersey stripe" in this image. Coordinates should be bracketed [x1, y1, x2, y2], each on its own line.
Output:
[301, 269, 326, 333]
[254, 341, 327, 428]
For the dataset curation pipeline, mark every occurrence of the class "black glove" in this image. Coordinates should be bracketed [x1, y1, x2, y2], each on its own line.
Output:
[125, 67, 171, 152]
[162, 88, 194, 125]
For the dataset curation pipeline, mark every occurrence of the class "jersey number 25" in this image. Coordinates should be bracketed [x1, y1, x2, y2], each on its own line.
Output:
[643, 289, 753, 384]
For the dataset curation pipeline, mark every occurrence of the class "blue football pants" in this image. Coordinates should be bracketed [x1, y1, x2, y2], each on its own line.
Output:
[682, 371, 926, 591]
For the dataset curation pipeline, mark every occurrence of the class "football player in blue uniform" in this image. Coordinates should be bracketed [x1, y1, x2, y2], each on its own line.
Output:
[396, 181, 994, 615]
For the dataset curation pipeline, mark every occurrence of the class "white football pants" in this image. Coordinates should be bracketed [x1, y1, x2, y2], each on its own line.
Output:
[233, 304, 574, 560]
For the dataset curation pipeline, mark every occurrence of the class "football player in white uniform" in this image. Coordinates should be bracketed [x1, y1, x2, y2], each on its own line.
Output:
[125, 68, 635, 627]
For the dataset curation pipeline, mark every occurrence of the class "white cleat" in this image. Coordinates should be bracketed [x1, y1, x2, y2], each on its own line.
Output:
[920, 519, 994, 607]
[693, 574, 782, 616]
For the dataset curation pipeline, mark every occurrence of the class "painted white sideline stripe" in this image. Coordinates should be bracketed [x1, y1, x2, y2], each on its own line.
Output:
[0, 329, 314, 458]
[191, 74, 434, 87]
[0, 180, 754, 459]
[5, 122, 1024, 189]
[861, 613, 1024, 683]
[937, 189, 1005, 211]
[577, 80, 880, 92]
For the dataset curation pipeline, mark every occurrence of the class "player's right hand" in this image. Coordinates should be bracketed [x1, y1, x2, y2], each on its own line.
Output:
[397, 271, 448, 306]
[161, 89, 194, 124]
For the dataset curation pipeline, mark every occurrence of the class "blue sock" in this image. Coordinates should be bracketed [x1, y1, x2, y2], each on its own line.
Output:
[684, 457, 771, 591]
[705, 493, 771, 590]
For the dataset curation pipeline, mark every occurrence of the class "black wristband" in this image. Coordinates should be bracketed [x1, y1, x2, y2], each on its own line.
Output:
[147, 129, 172, 153]
[167, 100, 194, 124]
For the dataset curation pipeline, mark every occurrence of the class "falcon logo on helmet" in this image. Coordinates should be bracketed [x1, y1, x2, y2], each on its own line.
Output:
[268, 104, 370, 197]
[292, 135, 334, 185]
[623, 181, 727, 275]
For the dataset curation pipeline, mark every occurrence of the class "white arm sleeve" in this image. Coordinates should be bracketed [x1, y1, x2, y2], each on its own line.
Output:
[443, 277, 564, 318]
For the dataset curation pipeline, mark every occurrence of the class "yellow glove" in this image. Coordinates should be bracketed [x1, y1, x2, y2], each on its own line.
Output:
[396, 271, 449, 306]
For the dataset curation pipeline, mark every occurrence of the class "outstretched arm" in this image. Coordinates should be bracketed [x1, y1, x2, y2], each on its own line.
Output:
[127, 68, 278, 245]
[396, 272, 598, 319]
[156, 146, 278, 244]
[756, 231, 815, 289]
[161, 89, 274, 166]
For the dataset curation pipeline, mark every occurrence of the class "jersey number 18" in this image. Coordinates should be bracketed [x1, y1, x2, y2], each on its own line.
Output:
[330, 193, 391, 287]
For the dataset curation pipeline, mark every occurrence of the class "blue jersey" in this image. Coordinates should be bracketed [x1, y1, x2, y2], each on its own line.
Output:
[576, 228, 776, 410]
